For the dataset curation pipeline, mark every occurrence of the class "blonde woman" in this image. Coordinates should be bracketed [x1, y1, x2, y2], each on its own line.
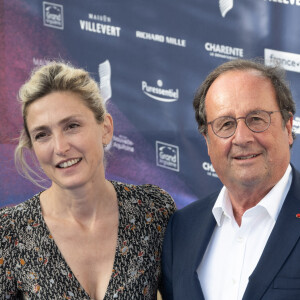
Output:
[0, 62, 175, 299]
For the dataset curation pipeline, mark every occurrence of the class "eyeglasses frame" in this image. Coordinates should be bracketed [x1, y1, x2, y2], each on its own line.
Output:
[207, 110, 282, 139]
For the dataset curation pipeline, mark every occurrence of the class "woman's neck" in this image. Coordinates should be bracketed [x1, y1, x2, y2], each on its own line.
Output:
[40, 179, 118, 228]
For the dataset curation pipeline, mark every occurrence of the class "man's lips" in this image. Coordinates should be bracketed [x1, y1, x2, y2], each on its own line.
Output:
[233, 154, 260, 160]
[56, 158, 82, 168]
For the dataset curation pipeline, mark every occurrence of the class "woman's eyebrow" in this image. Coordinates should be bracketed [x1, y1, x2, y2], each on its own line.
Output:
[29, 115, 84, 135]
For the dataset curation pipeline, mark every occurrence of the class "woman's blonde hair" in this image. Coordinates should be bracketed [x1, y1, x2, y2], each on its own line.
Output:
[15, 61, 107, 187]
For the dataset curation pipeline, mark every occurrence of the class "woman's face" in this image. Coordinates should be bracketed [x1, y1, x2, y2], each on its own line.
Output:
[26, 91, 113, 190]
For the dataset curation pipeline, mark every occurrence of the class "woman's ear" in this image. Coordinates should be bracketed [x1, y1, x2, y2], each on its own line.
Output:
[102, 113, 114, 145]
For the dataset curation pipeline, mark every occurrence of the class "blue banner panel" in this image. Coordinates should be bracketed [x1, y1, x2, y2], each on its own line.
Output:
[1, 0, 300, 209]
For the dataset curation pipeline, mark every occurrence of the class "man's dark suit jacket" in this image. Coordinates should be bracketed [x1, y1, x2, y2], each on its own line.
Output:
[162, 166, 300, 300]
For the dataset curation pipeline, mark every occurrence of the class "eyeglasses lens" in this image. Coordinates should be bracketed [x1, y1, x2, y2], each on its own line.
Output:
[212, 111, 271, 138]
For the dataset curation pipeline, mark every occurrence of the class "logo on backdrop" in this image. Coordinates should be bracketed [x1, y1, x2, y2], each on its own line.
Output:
[32, 57, 52, 67]
[142, 80, 179, 102]
[293, 116, 300, 135]
[205, 42, 244, 60]
[99, 60, 112, 103]
[79, 13, 121, 37]
[156, 141, 180, 172]
[202, 162, 218, 178]
[264, 0, 300, 6]
[110, 135, 135, 153]
[43, 2, 64, 30]
[136, 31, 186, 47]
[265, 49, 300, 73]
[219, 0, 234, 17]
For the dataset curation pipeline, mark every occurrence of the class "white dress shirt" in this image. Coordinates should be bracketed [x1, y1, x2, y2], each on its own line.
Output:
[197, 164, 292, 300]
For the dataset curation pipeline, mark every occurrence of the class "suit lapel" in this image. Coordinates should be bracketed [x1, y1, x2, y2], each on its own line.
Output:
[190, 202, 216, 273]
[243, 167, 300, 300]
[179, 194, 217, 299]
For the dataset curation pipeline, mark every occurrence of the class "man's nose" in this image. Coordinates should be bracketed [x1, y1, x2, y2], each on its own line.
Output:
[232, 118, 255, 144]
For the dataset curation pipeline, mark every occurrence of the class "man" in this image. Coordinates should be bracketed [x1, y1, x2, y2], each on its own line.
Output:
[162, 59, 300, 300]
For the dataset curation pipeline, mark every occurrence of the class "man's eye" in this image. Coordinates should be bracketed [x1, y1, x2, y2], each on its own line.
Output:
[220, 120, 235, 130]
[67, 123, 80, 130]
[248, 116, 265, 123]
[223, 121, 234, 127]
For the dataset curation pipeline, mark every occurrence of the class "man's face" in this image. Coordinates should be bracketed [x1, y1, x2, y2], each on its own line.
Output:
[204, 70, 293, 192]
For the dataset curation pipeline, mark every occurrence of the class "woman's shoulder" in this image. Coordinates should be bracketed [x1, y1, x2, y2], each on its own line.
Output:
[0, 194, 41, 236]
[111, 181, 176, 215]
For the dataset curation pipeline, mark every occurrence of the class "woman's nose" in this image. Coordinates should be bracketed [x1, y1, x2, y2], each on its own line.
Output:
[53, 134, 70, 155]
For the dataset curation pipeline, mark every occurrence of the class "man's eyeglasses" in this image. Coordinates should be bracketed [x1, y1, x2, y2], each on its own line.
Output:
[207, 110, 282, 139]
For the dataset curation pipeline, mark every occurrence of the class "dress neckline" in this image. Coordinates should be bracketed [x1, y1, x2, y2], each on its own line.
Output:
[34, 180, 123, 300]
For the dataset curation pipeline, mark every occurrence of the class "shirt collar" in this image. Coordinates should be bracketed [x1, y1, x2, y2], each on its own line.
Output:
[212, 164, 292, 226]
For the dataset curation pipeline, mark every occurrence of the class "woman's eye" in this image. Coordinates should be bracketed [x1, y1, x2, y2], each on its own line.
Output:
[34, 132, 47, 140]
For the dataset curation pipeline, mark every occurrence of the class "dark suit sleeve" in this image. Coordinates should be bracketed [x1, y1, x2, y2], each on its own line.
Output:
[161, 213, 175, 300]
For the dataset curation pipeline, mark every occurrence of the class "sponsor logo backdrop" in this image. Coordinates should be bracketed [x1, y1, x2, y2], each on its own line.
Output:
[1, 0, 300, 208]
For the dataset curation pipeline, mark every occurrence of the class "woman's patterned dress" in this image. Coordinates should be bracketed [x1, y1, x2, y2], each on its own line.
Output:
[0, 181, 176, 299]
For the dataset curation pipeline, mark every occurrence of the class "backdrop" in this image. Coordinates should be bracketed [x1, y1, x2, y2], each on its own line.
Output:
[1, 0, 300, 209]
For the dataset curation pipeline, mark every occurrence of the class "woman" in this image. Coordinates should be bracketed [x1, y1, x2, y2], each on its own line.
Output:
[0, 62, 176, 299]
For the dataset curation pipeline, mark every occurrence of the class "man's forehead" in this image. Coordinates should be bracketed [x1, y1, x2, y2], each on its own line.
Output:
[213, 69, 267, 83]
[205, 70, 278, 117]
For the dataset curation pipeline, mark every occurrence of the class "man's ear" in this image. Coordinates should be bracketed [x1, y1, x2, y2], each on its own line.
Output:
[203, 133, 211, 156]
[285, 114, 294, 146]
